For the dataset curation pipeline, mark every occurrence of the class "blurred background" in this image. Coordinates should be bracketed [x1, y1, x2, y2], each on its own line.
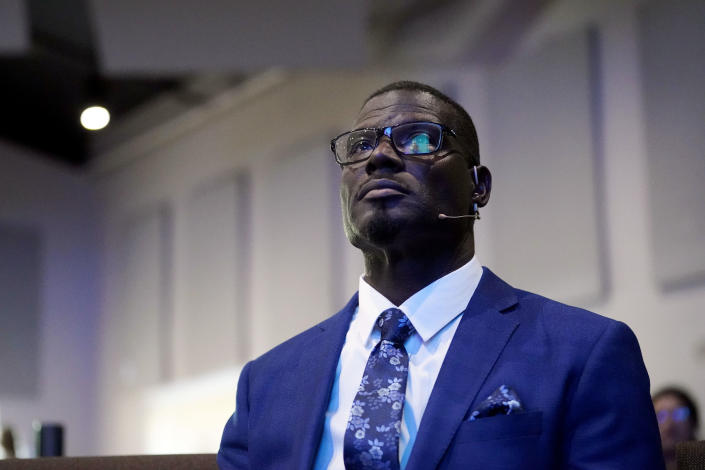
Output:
[0, 0, 703, 458]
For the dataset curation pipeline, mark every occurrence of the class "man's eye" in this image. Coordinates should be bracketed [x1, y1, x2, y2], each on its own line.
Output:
[350, 139, 374, 154]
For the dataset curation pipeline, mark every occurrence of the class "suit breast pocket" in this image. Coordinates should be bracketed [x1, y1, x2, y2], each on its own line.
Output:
[440, 412, 544, 469]
[454, 410, 543, 443]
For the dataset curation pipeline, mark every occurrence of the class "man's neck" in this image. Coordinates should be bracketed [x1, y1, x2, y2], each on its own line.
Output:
[362, 241, 475, 306]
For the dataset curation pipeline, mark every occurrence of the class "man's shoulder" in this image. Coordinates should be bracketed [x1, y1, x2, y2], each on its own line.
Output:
[511, 287, 637, 362]
[514, 287, 613, 326]
[485, 268, 630, 345]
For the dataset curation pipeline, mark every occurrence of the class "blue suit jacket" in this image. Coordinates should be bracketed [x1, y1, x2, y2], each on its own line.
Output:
[218, 268, 664, 469]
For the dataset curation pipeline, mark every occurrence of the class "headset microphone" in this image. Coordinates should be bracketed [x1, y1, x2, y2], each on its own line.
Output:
[438, 166, 481, 220]
[438, 209, 479, 220]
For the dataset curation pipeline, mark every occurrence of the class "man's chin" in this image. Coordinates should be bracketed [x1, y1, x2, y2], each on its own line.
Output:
[364, 215, 403, 245]
[345, 212, 405, 249]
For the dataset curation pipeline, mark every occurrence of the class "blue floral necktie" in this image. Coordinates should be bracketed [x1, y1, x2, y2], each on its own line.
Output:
[344, 308, 416, 470]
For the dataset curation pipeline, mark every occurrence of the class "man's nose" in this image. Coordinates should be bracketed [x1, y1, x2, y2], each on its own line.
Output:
[365, 136, 404, 173]
[661, 417, 674, 432]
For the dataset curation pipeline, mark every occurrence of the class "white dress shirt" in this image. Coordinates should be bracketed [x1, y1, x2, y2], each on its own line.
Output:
[313, 257, 484, 470]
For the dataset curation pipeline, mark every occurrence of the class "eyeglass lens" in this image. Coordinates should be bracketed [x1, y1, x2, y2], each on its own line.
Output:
[336, 122, 443, 163]
[656, 406, 691, 424]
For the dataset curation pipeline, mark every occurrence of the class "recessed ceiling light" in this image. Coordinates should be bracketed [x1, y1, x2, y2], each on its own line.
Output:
[80, 106, 110, 131]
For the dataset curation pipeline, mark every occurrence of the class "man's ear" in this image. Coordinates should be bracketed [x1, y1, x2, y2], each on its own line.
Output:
[471, 165, 492, 208]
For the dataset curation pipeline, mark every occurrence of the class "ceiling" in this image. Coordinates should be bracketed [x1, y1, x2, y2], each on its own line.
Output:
[0, 0, 559, 168]
[0, 0, 183, 167]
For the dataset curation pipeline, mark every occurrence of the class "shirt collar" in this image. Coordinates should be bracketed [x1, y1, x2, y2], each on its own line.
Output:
[357, 257, 483, 343]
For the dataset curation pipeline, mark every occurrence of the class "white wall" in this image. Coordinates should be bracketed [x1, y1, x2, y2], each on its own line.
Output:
[0, 141, 98, 456]
[601, 0, 705, 406]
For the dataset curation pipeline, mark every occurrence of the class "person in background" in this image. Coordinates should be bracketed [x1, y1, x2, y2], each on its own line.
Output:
[653, 386, 700, 470]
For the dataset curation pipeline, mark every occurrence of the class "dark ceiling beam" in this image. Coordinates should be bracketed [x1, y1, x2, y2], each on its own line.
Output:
[30, 29, 96, 70]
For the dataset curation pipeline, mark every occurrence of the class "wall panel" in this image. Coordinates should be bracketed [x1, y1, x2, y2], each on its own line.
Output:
[486, 30, 606, 305]
[250, 136, 341, 355]
[173, 173, 249, 377]
[0, 223, 41, 396]
[115, 206, 171, 386]
[639, 0, 705, 290]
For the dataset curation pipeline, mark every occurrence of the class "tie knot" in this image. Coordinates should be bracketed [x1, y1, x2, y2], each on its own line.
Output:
[377, 308, 415, 345]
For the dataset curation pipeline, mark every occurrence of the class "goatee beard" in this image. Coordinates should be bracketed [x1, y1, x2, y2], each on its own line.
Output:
[363, 215, 403, 245]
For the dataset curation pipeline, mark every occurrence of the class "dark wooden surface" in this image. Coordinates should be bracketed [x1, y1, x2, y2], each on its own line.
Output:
[0, 454, 217, 470]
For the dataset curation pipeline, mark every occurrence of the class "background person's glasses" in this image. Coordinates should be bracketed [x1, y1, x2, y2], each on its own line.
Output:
[656, 406, 691, 424]
[331, 121, 456, 166]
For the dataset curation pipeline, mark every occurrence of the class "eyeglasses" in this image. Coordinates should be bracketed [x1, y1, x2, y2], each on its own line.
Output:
[330, 121, 456, 166]
[656, 407, 691, 424]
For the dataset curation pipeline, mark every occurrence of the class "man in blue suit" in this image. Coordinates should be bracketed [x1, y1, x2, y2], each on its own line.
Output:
[218, 81, 664, 469]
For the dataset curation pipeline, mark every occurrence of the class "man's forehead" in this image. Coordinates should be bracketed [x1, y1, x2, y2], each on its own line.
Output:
[354, 90, 451, 129]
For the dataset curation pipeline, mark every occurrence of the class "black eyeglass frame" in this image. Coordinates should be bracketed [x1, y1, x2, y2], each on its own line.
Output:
[330, 121, 457, 166]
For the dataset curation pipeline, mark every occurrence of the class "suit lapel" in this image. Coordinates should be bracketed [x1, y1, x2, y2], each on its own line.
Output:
[405, 269, 520, 470]
[290, 294, 358, 469]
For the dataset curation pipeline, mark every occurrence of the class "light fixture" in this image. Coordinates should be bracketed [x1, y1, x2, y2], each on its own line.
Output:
[80, 105, 110, 131]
